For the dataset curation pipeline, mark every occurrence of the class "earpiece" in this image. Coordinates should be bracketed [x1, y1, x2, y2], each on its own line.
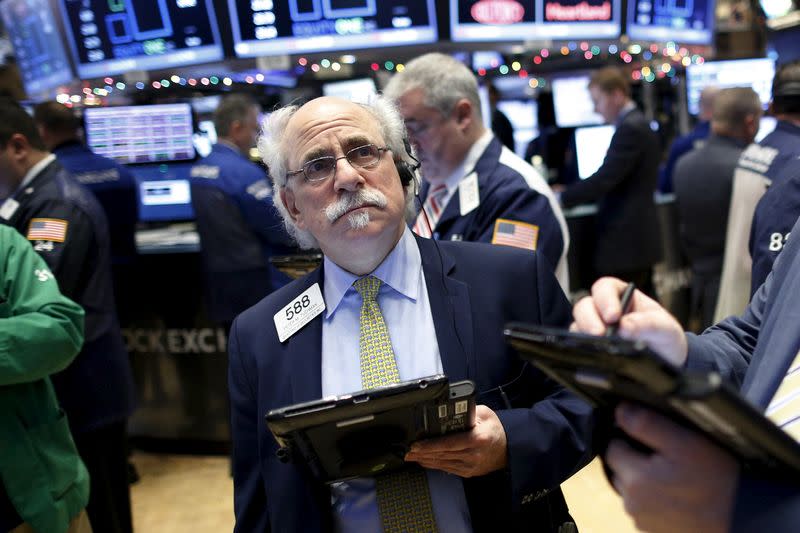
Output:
[396, 137, 421, 188]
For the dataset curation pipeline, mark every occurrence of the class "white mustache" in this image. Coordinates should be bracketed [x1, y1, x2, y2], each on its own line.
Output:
[325, 188, 388, 222]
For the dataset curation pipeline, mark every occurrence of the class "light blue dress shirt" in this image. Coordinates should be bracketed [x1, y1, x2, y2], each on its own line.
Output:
[321, 227, 472, 532]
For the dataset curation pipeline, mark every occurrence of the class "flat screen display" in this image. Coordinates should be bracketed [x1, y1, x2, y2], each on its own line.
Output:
[58, 0, 223, 78]
[450, 0, 620, 41]
[551, 75, 605, 128]
[574, 124, 615, 179]
[229, 0, 437, 57]
[130, 163, 195, 221]
[496, 100, 539, 157]
[0, 0, 73, 95]
[686, 58, 775, 116]
[84, 104, 196, 164]
[627, 0, 715, 44]
[322, 78, 377, 103]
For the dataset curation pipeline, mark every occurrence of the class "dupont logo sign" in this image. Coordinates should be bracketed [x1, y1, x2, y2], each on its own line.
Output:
[471, 0, 525, 24]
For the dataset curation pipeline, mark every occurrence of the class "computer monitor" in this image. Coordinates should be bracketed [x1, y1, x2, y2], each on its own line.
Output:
[574, 124, 615, 179]
[0, 0, 73, 96]
[57, 0, 224, 79]
[626, 0, 715, 44]
[130, 164, 195, 221]
[686, 58, 776, 116]
[450, 0, 620, 41]
[551, 75, 605, 128]
[84, 104, 196, 165]
[229, 0, 437, 57]
[496, 100, 539, 157]
[322, 78, 378, 104]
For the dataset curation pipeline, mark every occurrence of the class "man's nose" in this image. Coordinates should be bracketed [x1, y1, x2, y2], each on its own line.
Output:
[333, 157, 365, 192]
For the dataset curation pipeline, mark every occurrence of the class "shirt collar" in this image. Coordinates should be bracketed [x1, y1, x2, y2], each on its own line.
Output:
[615, 101, 637, 127]
[323, 226, 422, 318]
[440, 129, 494, 194]
[16, 153, 56, 194]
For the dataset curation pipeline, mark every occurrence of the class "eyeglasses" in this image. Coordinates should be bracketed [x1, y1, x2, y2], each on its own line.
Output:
[287, 144, 390, 183]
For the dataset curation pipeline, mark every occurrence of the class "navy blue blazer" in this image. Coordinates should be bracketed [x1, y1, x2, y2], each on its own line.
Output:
[686, 214, 800, 531]
[418, 136, 566, 279]
[228, 236, 594, 532]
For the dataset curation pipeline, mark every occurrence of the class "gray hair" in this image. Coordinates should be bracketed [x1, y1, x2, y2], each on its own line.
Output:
[258, 95, 417, 249]
[383, 52, 483, 121]
[213, 94, 258, 138]
[712, 87, 762, 133]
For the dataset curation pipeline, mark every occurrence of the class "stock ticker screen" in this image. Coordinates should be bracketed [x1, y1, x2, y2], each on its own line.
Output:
[58, 0, 224, 78]
[0, 0, 74, 95]
[626, 0, 715, 44]
[84, 104, 196, 165]
[229, 0, 438, 57]
[450, 0, 620, 41]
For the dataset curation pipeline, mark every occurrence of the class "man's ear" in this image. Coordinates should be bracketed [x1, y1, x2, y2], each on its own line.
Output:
[8, 133, 30, 161]
[454, 98, 474, 129]
[280, 186, 305, 229]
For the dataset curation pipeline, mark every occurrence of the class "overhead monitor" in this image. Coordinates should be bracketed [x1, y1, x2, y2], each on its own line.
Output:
[58, 0, 224, 79]
[686, 58, 776, 116]
[229, 0, 438, 57]
[322, 78, 378, 103]
[759, 0, 800, 29]
[496, 100, 539, 157]
[84, 104, 196, 165]
[574, 124, 615, 179]
[551, 75, 604, 128]
[0, 0, 74, 95]
[626, 0, 715, 44]
[450, 0, 620, 42]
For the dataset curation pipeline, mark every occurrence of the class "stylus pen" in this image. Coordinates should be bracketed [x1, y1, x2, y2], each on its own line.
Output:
[605, 282, 636, 337]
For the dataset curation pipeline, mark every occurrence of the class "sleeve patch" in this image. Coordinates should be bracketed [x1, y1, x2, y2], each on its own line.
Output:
[27, 218, 68, 243]
[491, 218, 539, 251]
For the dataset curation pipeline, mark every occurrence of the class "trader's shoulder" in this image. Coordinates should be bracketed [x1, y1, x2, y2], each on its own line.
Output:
[437, 238, 542, 273]
[235, 269, 320, 331]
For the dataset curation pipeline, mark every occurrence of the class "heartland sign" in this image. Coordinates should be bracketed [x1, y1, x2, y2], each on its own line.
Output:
[470, 0, 526, 25]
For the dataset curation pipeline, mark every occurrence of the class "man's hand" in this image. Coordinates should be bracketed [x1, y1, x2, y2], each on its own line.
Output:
[404, 405, 507, 477]
[571, 277, 689, 366]
[606, 403, 739, 533]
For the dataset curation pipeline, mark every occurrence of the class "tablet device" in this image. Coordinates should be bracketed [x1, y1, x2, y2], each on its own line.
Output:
[265, 375, 476, 483]
[503, 322, 800, 477]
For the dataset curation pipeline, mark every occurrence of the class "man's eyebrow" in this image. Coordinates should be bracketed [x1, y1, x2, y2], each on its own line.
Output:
[342, 135, 374, 150]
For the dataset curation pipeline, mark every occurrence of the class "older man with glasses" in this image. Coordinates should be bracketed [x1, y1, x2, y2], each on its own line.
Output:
[227, 95, 594, 533]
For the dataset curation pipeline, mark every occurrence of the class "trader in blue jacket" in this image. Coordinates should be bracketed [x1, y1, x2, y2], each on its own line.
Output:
[229, 95, 594, 532]
[33, 101, 138, 268]
[383, 53, 570, 293]
[572, 213, 800, 532]
[191, 94, 294, 325]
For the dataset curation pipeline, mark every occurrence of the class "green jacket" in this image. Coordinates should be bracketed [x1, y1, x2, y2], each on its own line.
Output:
[0, 225, 88, 533]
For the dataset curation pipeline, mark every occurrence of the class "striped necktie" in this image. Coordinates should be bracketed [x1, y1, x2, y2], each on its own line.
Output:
[412, 183, 448, 238]
[765, 349, 800, 441]
[353, 276, 438, 532]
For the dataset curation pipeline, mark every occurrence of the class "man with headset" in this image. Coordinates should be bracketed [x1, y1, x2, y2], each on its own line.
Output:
[383, 53, 570, 292]
[228, 95, 594, 532]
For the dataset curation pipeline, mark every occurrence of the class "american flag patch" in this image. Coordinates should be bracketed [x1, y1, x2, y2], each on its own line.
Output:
[491, 219, 538, 251]
[27, 218, 68, 243]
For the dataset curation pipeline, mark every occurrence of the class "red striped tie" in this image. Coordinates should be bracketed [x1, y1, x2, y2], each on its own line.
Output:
[412, 184, 448, 238]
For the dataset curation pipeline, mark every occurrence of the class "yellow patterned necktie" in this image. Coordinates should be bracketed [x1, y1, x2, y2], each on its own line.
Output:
[353, 275, 438, 533]
[766, 350, 800, 441]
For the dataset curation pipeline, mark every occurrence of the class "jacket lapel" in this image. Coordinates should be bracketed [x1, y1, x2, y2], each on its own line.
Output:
[287, 267, 326, 403]
[416, 236, 474, 381]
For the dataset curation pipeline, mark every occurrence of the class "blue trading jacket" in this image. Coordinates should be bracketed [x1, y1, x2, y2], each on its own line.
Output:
[52, 141, 138, 264]
[191, 143, 295, 322]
